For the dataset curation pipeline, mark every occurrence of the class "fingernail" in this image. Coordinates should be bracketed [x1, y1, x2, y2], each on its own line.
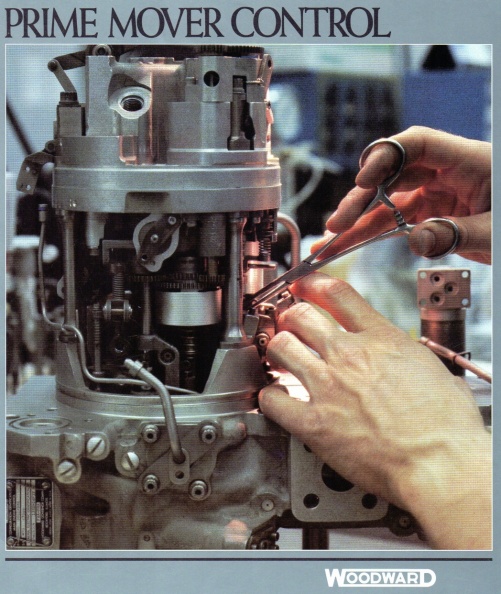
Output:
[419, 229, 436, 255]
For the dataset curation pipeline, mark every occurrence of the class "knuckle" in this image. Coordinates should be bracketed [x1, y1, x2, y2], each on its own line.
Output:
[268, 330, 293, 351]
[405, 124, 426, 135]
[318, 276, 354, 302]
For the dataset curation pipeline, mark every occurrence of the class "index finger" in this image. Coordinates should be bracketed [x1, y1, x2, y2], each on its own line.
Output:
[290, 273, 392, 334]
[357, 126, 488, 188]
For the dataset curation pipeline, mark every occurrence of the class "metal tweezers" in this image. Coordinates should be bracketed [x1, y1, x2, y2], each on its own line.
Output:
[248, 138, 461, 310]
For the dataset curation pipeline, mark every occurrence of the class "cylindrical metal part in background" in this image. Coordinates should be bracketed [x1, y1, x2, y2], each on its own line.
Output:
[245, 261, 277, 295]
[155, 290, 222, 327]
[417, 268, 471, 376]
[302, 527, 329, 550]
[420, 310, 466, 376]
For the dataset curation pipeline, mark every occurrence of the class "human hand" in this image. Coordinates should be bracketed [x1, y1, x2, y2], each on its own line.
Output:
[312, 126, 491, 264]
[259, 273, 491, 548]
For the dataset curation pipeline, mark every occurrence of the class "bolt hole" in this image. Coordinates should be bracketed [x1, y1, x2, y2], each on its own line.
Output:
[203, 71, 220, 87]
[175, 471, 184, 479]
[362, 493, 378, 509]
[303, 493, 320, 509]
[121, 95, 144, 112]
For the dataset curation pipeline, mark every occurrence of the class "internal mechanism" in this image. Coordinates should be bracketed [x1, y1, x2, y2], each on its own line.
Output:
[8, 45, 437, 550]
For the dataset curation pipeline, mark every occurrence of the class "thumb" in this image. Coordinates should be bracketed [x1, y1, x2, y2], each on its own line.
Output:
[408, 212, 491, 263]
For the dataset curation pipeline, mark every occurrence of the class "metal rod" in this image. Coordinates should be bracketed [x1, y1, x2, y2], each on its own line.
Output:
[38, 206, 61, 329]
[222, 213, 248, 345]
[62, 322, 198, 394]
[142, 282, 152, 335]
[124, 359, 185, 464]
[420, 337, 492, 384]
[277, 212, 301, 268]
[7, 99, 34, 155]
[61, 210, 77, 326]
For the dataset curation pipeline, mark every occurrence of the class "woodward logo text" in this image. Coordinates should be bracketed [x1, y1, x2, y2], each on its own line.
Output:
[325, 568, 437, 588]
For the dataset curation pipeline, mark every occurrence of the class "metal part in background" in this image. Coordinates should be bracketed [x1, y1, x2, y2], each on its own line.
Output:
[418, 268, 471, 375]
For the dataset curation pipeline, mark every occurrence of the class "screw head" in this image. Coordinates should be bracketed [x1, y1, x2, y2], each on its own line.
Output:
[159, 348, 176, 364]
[167, 216, 177, 225]
[142, 424, 160, 444]
[189, 480, 209, 501]
[142, 474, 160, 495]
[121, 452, 140, 472]
[261, 498, 275, 512]
[199, 424, 217, 444]
[86, 436, 107, 460]
[56, 459, 79, 483]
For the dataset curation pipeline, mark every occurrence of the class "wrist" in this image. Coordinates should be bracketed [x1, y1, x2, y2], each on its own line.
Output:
[394, 429, 491, 549]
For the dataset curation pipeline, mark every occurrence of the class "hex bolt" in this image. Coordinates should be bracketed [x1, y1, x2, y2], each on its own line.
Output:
[86, 436, 107, 460]
[56, 459, 79, 482]
[199, 424, 217, 444]
[189, 480, 209, 501]
[142, 424, 160, 444]
[121, 451, 140, 472]
[159, 348, 176, 364]
[142, 474, 160, 495]
[261, 498, 275, 512]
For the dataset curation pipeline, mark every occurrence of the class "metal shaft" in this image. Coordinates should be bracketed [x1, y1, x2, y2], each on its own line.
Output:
[222, 213, 248, 346]
[61, 210, 77, 326]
